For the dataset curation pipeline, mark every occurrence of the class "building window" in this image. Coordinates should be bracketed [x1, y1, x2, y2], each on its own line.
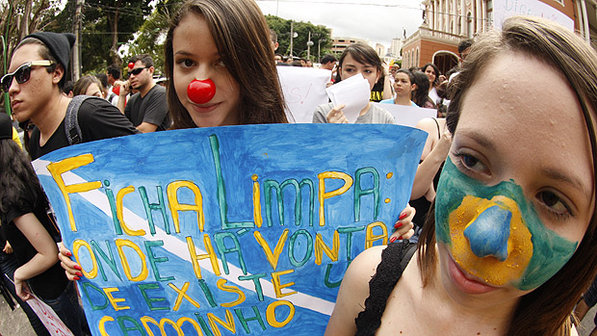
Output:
[467, 12, 473, 38]
[416, 48, 419, 67]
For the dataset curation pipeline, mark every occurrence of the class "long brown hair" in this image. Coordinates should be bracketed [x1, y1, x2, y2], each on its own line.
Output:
[418, 16, 597, 336]
[164, 0, 288, 129]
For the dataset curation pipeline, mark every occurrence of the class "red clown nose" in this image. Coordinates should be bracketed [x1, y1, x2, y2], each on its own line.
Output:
[128, 62, 134, 70]
[187, 79, 216, 104]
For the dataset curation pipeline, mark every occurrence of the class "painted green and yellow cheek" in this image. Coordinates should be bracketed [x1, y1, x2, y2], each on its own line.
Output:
[435, 158, 577, 290]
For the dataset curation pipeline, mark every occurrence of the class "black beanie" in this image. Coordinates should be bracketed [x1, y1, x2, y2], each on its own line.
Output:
[25, 32, 75, 70]
[0, 113, 12, 141]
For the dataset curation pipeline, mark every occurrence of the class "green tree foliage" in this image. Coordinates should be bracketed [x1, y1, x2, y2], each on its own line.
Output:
[128, 0, 182, 76]
[49, 0, 153, 74]
[1, 0, 60, 71]
[265, 15, 332, 62]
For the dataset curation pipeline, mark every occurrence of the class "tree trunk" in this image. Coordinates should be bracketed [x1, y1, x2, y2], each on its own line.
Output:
[18, 0, 32, 40]
[109, 4, 121, 67]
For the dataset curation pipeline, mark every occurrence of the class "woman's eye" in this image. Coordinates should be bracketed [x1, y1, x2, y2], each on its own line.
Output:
[215, 59, 226, 68]
[537, 191, 571, 218]
[364, 70, 372, 74]
[176, 59, 195, 68]
[455, 152, 488, 175]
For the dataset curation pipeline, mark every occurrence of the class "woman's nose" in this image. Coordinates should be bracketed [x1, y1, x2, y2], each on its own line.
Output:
[463, 205, 512, 261]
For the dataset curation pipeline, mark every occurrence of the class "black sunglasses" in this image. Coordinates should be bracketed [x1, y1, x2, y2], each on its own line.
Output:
[1, 61, 55, 92]
[128, 66, 149, 78]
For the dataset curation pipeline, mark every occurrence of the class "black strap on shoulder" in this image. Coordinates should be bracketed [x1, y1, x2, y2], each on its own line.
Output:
[65, 95, 92, 145]
[355, 241, 418, 336]
[432, 117, 441, 140]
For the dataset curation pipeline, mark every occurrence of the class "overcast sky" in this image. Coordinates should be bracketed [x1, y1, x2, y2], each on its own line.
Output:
[255, 0, 425, 50]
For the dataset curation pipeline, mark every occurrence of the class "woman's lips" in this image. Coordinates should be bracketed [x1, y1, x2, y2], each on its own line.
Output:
[190, 101, 221, 114]
[448, 255, 499, 295]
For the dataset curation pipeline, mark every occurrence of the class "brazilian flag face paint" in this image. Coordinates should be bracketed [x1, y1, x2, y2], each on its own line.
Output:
[435, 157, 577, 290]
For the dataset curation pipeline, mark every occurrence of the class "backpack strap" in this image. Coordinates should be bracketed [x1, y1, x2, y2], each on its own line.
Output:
[355, 240, 418, 336]
[64, 95, 91, 145]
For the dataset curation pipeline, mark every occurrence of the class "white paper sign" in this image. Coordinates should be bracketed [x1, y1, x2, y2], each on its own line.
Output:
[492, 0, 574, 31]
[325, 73, 371, 123]
[374, 103, 437, 127]
[277, 66, 331, 123]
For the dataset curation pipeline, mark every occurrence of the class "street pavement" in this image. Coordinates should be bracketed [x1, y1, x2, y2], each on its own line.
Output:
[1, 294, 596, 335]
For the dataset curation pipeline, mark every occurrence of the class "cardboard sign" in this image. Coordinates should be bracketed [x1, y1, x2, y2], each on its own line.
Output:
[34, 124, 426, 336]
[277, 67, 331, 123]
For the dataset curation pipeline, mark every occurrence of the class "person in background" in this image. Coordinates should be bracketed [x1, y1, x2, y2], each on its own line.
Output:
[313, 42, 395, 124]
[0, 112, 50, 336]
[326, 16, 597, 336]
[370, 70, 393, 102]
[105, 64, 121, 105]
[115, 54, 170, 132]
[72, 75, 104, 97]
[320, 54, 337, 71]
[0, 112, 90, 335]
[380, 69, 417, 106]
[269, 29, 279, 54]
[411, 70, 435, 108]
[2, 31, 137, 160]
[421, 63, 440, 105]
[95, 73, 109, 99]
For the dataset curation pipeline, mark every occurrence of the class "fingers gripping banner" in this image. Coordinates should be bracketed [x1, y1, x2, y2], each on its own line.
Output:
[34, 124, 426, 336]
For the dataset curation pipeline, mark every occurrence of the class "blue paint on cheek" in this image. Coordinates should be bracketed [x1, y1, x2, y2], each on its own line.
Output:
[463, 205, 512, 261]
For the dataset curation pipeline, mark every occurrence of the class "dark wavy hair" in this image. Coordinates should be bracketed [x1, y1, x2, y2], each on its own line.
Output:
[335, 42, 384, 83]
[0, 139, 48, 215]
[411, 70, 432, 107]
[421, 63, 440, 87]
[165, 0, 288, 128]
[418, 16, 597, 336]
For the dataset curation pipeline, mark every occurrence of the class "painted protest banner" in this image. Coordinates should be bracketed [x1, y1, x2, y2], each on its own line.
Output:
[277, 67, 331, 123]
[34, 124, 426, 336]
[374, 103, 437, 127]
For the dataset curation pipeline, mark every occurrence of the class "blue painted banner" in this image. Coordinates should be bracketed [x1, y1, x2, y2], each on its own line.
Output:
[34, 124, 426, 336]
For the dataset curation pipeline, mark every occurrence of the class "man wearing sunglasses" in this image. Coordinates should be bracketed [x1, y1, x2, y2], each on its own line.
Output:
[4, 31, 137, 160]
[115, 54, 169, 133]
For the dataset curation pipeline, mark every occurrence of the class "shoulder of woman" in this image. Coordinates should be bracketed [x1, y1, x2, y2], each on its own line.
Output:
[415, 117, 438, 133]
[342, 245, 385, 291]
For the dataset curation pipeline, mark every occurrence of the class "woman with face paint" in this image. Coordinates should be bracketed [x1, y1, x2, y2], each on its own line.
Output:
[326, 16, 597, 336]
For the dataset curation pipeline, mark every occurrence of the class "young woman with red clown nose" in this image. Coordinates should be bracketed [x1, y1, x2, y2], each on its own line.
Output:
[326, 16, 597, 336]
[57, 0, 416, 291]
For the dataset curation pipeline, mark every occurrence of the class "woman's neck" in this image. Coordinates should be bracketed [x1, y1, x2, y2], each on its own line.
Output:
[394, 95, 411, 106]
[359, 102, 371, 117]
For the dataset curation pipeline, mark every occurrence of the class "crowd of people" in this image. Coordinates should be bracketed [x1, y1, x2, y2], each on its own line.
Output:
[0, 0, 597, 335]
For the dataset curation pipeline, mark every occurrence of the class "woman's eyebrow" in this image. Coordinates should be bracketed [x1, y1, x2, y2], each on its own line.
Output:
[458, 128, 498, 153]
[540, 166, 589, 199]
